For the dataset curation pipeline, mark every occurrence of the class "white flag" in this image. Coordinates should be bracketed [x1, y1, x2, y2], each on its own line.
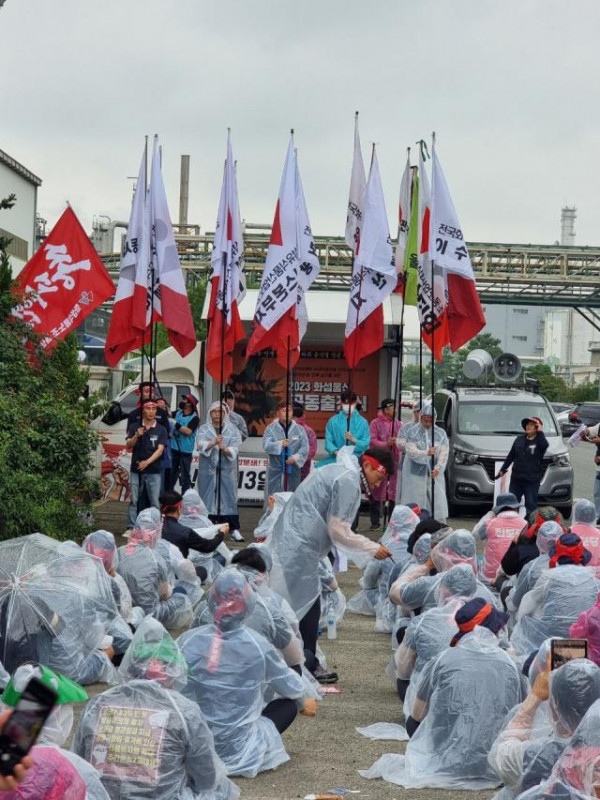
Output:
[394, 150, 412, 274]
[345, 112, 367, 253]
[120, 145, 150, 332]
[210, 131, 245, 325]
[345, 147, 395, 339]
[295, 154, 321, 342]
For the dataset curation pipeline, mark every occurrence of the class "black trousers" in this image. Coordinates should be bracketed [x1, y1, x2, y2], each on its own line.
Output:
[170, 451, 193, 493]
[209, 513, 241, 531]
[299, 597, 321, 673]
[262, 698, 298, 733]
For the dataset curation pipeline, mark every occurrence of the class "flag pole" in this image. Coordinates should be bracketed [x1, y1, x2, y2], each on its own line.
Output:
[216, 246, 228, 520]
[139, 135, 148, 396]
[284, 334, 291, 490]
[429, 132, 436, 518]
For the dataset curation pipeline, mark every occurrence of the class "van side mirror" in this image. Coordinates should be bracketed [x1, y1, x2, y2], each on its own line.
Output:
[102, 402, 123, 426]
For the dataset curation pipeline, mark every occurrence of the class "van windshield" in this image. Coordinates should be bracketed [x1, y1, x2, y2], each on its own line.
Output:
[457, 401, 558, 436]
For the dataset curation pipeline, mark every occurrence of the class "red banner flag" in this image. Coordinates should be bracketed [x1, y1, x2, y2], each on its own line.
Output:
[11, 206, 115, 352]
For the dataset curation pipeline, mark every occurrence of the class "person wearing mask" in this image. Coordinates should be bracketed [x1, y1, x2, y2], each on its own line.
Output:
[368, 398, 402, 531]
[160, 490, 226, 560]
[318, 390, 370, 468]
[223, 389, 248, 442]
[2, 664, 110, 800]
[489, 658, 600, 798]
[263, 401, 309, 496]
[569, 499, 600, 574]
[267, 447, 394, 682]
[74, 618, 237, 800]
[170, 394, 199, 494]
[197, 402, 243, 542]
[125, 398, 168, 532]
[399, 403, 449, 523]
[507, 521, 564, 615]
[511, 532, 598, 655]
[497, 416, 549, 518]
[292, 403, 318, 482]
[476, 493, 528, 583]
[361, 597, 525, 790]
[178, 570, 309, 778]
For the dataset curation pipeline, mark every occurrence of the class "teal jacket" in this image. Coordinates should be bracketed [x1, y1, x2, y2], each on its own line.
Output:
[317, 410, 370, 468]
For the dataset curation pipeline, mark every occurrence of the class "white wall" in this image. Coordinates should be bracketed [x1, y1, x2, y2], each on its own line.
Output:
[0, 161, 37, 275]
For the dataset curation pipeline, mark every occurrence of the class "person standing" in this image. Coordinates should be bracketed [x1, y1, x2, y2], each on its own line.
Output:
[293, 403, 318, 482]
[127, 381, 170, 431]
[125, 399, 168, 531]
[170, 394, 199, 493]
[368, 398, 402, 530]
[224, 389, 248, 442]
[263, 401, 309, 496]
[399, 403, 449, 523]
[497, 416, 549, 517]
[318, 390, 370, 468]
[197, 402, 244, 541]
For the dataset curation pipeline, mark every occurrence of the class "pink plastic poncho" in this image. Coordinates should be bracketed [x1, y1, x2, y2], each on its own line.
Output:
[570, 593, 600, 666]
[0, 746, 86, 800]
[481, 511, 527, 582]
[369, 412, 402, 502]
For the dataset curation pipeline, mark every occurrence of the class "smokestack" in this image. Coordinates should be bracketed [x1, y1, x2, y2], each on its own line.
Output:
[179, 154, 190, 227]
[560, 206, 576, 247]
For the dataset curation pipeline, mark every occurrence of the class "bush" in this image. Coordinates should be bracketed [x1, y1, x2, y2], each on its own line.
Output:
[0, 200, 98, 541]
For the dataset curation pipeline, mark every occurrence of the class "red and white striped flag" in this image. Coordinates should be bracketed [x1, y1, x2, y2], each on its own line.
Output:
[206, 131, 246, 382]
[344, 146, 396, 368]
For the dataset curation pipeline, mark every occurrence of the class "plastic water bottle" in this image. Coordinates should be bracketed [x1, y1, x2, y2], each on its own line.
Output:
[327, 612, 337, 640]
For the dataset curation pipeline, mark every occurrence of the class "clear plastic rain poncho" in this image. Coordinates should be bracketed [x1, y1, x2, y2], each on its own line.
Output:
[360, 627, 527, 790]
[514, 780, 598, 799]
[511, 564, 599, 655]
[318, 558, 347, 629]
[197, 403, 242, 516]
[75, 617, 237, 800]
[117, 510, 193, 631]
[263, 417, 308, 496]
[548, 698, 600, 798]
[570, 499, 600, 574]
[347, 506, 419, 618]
[570, 593, 600, 666]
[0, 745, 87, 800]
[508, 522, 563, 615]
[0, 533, 119, 684]
[267, 448, 379, 620]
[395, 598, 462, 719]
[253, 492, 293, 542]
[179, 489, 232, 578]
[489, 659, 600, 800]
[178, 570, 305, 777]
[399, 404, 449, 521]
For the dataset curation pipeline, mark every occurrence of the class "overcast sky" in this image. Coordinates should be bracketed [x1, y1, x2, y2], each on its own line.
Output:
[1, 0, 598, 248]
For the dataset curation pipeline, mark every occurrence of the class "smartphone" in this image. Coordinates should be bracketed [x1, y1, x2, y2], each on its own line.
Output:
[550, 638, 588, 671]
[0, 677, 58, 776]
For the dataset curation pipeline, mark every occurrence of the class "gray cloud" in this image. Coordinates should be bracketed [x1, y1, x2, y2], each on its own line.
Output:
[1, 0, 598, 247]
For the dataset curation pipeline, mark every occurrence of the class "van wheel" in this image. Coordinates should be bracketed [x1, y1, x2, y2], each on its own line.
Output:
[557, 504, 572, 521]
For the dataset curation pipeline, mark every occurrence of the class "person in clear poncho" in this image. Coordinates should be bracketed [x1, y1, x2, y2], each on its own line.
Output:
[179, 489, 232, 580]
[0, 746, 87, 800]
[253, 492, 293, 542]
[545, 698, 600, 799]
[507, 522, 563, 616]
[117, 509, 193, 631]
[361, 598, 525, 790]
[399, 403, 449, 522]
[197, 402, 242, 536]
[178, 570, 307, 778]
[266, 447, 393, 679]
[2, 663, 110, 800]
[570, 499, 600, 575]
[347, 506, 420, 620]
[571, 593, 600, 667]
[511, 533, 599, 656]
[74, 617, 237, 800]
[262, 401, 309, 497]
[489, 658, 600, 799]
[388, 535, 434, 644]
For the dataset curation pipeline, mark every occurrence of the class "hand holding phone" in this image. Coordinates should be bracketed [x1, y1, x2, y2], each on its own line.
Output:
[0, 677, 57, 777]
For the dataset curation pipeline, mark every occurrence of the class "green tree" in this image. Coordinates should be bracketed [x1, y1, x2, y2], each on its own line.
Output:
[525, 364, 570, 402]
[569, 380, 599, 403]
[0, 198, 98, 541]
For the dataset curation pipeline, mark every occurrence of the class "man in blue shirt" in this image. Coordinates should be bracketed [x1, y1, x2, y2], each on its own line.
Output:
[170, 394, 199, 493]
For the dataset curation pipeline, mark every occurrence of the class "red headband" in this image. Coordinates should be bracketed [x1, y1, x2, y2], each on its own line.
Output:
[450, 603, 494, 646]
[549, 539, 585, 568]
[363, 455, 388, 477]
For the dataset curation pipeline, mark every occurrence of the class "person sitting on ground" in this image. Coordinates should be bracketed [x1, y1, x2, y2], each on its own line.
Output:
[178, 570, 309, 778]
[507, 521, 564, 616]
[117, 509, 193, 631]
[160, 490, 226, 560]
[489, 658, 600, 798]
[74, 617, 237, 800]
[569, 499, 600, 575]
[0, 746, 86, 799]
[266, 447, 394, 684]
[477, 493, 528, 584]
[511, 533, 598, 655]
[362, 597, 525, 791]
[570, 592, 600, 667]
[253, 492, 293, 543]
[2, 663, 109, 800]
[178, 489, 233, 578]
[496, 507, 564, 591]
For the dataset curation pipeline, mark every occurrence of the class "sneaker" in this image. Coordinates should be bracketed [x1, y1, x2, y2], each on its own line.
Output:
[313, 665, 339, 684]
[230, 530, 245, 542]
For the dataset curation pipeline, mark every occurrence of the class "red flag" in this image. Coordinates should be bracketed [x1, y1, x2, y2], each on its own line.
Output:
[11, 206, 115, 352]
[206, 132, 246, 382]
